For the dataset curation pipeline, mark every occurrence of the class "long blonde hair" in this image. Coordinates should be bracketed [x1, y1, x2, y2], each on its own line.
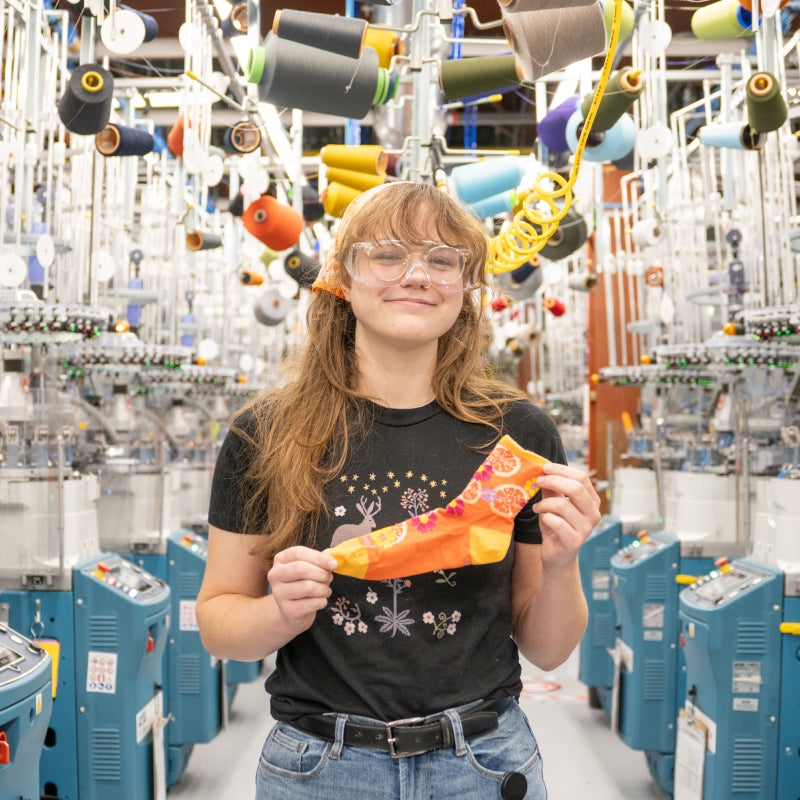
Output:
[232, 182, 527, 569]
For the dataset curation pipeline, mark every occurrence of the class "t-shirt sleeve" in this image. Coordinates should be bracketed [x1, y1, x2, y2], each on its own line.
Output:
[207, 421, 255, 534]
[508, 401, 568, 546]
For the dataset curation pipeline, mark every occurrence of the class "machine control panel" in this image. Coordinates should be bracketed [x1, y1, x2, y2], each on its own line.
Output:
[683, 563, 770, 608]
[613, 532, 669, 566]
[179, 532, 208, 557]
[83, 554, 167, 601]
[0, 623, 49, 688]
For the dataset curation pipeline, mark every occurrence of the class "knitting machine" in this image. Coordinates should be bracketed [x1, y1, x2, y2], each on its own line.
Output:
[677, 559, 786, 799]
[0, 309, 173, 800]
[673, 330, 800, 799]
[610, 530, 715, 796]
[577, 514, 630, 716]
[0, 622, 52, 800]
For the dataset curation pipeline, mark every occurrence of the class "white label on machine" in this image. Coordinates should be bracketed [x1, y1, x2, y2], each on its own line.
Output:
[732, 661, 762, 693]
[592, 570, 610, 601]
[674, 709, 706, 800]
[86, 651, 118, 693]
[136, 695, 156, 743]
[644, 629, 664, 641]
[179, 599, 199, 631]
[643, 603, 665, 629]
[153, 691, 167, 800]
[733, 697, 759, 712]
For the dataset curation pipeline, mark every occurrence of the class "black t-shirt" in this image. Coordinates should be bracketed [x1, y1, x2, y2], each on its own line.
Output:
[208, 399, 566, 722]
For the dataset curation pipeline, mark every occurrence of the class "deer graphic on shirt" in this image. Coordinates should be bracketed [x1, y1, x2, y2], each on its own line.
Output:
[330, 496, 381, 547]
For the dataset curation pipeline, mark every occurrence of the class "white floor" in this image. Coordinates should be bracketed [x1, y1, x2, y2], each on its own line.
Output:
[167, 650, 668, 800]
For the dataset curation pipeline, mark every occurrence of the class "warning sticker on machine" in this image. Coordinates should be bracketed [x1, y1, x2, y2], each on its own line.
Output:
[733, 697, 759, 712]
[592, 570, 611, 601]
[179, 599, 199, 631]
[86, 651, 118, 693]
[643, 603, 665, 628]
[732, 661, 762, 694]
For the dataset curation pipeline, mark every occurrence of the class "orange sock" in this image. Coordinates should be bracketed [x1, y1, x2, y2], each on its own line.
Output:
[329, 435, 549, 580]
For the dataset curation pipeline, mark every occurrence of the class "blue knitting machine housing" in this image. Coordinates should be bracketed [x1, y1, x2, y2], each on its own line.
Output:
[610, 531, 714, 797]
[1, 554, 169, 800]
[578, 514, 627, 715]
[0, 623, 53, 800]
[134, 530, 224, 787]
[677, 559, 791, 799]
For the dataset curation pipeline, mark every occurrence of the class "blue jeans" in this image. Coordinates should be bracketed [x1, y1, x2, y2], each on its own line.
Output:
[255, 699, 548, 800]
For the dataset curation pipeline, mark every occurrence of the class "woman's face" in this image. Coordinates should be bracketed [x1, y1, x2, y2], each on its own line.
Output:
[341, 230, 466, 353]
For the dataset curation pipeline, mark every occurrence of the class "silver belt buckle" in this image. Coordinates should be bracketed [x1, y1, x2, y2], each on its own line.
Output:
[385, 716, 426, 758]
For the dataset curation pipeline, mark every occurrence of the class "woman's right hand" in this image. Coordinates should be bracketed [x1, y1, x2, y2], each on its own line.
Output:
[268, 546, 339, 635]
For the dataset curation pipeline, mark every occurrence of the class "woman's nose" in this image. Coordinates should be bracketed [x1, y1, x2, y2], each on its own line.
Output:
[401, 255, 432, 286]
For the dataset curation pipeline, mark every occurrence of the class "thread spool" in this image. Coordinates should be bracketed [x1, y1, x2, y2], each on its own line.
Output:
[57, 63, 114, 135]
[580, 68, 643, 132]
[242, 195, 304, 251]
[247, 32, 387, 120]
[95, 123, 154, 156]
[544, 296, 566, 316]
[273, 9, 367, 59]
[228, 191, 244, 217]
[221, 2, 248, 36]
[120, 4, 158, 42]
[126, 276, 143, 328]
[239, 269, 264, 285]
[601, 0, 635, 40]
[167, 113, 185, 157]
[503, 3, 606, 84]
[439, 55, 523, 101]
[260, 247, 281, 267]
[300, 184, 325, 222]
[630, 218, 663, 247]
[538, 95, 579, 153]
[320, 143, 388, 174]
[283, 249, 321, 288]
[691, 0, 755, 40]
[322, 182, 363, 217]
[450, 156, 527, 205]
[100, 9, 150, 54]
[325, 166, 386, 192]
[644, 266, 664, 287]
[745, 72, 787, 133]
[495, 257, 543, 299]
[540, 208, 587, 260]
[567, 272, 598, 292]
[364, 27, 403, 69]
[697, 121, 766, 150]
[565, 110, 636, 162]
[470, 190, 518, 219]
[254, 288, 293, 326]
[223, 121, 261, 154]
[186, 231, 222, 251]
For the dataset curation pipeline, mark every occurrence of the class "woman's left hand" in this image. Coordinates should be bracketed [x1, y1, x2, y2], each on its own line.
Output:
[532, 463, 602, 571]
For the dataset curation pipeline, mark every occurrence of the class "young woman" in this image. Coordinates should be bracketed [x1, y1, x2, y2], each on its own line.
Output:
[196, 180, 601, 799]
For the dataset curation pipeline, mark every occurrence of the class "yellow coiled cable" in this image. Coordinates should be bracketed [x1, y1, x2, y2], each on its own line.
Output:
[486, 0, 623, 274]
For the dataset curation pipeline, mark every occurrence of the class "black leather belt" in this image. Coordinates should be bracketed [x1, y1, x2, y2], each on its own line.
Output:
[290, 697, 512, 758]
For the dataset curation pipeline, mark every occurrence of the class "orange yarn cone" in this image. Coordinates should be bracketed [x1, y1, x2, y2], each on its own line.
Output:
[167, 113, 184, 157]
[242, 195, 304, 251]
[328, 435, 549, 580]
